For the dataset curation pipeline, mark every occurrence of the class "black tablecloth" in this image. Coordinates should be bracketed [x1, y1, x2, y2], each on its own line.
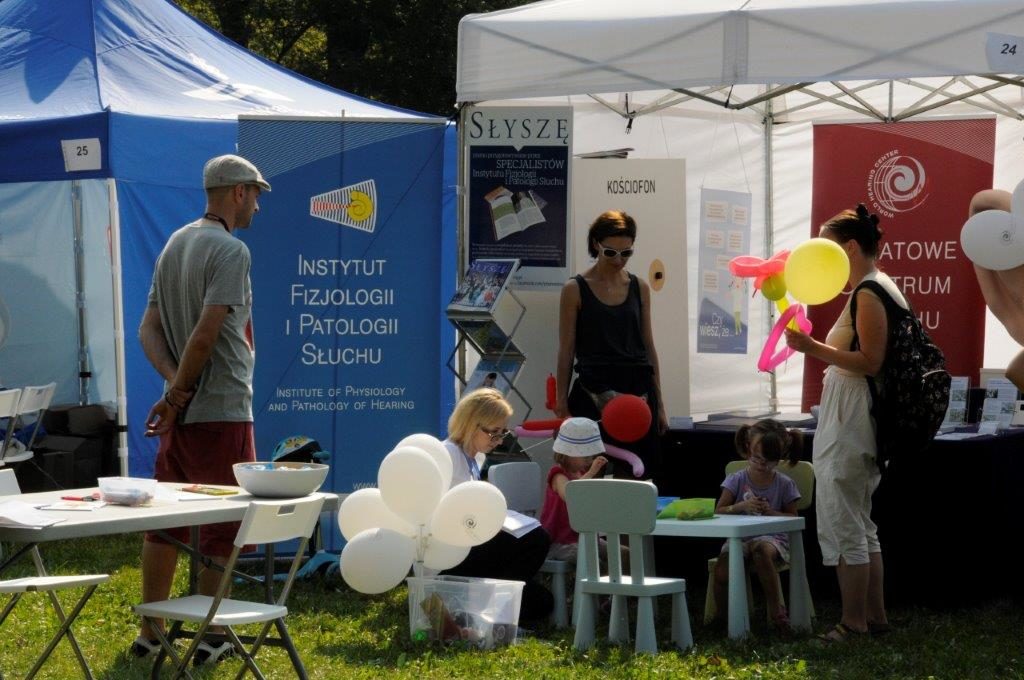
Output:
[655, 427, 1024, 607]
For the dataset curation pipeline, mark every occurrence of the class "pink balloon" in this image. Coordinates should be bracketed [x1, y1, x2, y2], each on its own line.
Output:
[728, 250, 790, 289]
[757, 303, 812, 372]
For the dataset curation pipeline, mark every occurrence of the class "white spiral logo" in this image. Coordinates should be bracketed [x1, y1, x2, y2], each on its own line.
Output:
[870, 155, 928, 213]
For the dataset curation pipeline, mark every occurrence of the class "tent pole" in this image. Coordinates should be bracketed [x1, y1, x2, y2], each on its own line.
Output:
[454, 105, 469, 392]
[763, 99, 778, 413]
[71, 181, 90, 405]
[107, 179, 129, 476]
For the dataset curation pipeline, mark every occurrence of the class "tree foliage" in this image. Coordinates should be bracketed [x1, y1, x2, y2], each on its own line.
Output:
[174, 0, 527, 115]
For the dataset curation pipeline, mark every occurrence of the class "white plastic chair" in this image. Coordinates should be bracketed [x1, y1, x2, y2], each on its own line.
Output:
[488, 461, 571, 628]
[135, 495, 326, 678]
[0, 388, 23, 466]
[0, 382, 56, 466]
[0, 468, 110, 679]
[703, 460, 816, 624]
[567, 479, 692, 654]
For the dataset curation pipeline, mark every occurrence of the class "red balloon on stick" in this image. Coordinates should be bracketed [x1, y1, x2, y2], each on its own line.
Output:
[601, 395, 651, 443]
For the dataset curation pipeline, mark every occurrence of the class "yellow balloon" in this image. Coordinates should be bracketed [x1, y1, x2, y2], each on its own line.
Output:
[760, 274, 787, 301]
[783, 238, 850, 305]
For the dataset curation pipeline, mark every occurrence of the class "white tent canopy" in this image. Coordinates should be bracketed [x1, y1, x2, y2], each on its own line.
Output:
[458, 0, 1024, 103]
[455, 0, 1024, 418]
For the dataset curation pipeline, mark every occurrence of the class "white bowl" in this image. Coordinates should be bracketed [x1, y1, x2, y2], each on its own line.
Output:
[98, 476, 158, 506]
[233, 462, 329, 498]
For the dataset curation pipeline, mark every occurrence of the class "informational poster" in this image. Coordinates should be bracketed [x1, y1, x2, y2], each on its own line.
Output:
[466, 106, 571, 288]
[571, 159, 690, 417]
[238, 118, 445, 543]
[696, 188, 752, 354]
[803, 119, 994, 410]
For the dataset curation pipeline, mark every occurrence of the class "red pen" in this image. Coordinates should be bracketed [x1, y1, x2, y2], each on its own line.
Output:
[61, 493, 100, 502]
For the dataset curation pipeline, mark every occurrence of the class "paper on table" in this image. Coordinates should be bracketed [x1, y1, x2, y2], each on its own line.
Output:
[502, 509, 541, 538]
[0, 500, 66, 528]
[39, 500, 108, 511]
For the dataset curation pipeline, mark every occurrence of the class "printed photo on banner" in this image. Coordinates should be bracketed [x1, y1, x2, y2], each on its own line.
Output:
[696, 188, 752, 354]
[465, 106, 571, 288]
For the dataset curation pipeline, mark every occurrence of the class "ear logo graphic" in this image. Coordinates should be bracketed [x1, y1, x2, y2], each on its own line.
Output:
[310, 180, 378, 233]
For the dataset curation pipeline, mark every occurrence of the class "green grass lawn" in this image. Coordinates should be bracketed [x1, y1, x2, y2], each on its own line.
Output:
[1, 533, 1021, 679]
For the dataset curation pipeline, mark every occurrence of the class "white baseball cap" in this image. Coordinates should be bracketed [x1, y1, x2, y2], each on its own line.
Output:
[553, 417, 605, 457]
[203, 154, 271, 192]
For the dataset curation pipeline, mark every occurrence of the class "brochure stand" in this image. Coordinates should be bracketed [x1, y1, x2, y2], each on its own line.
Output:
[446, 259, 531, 420]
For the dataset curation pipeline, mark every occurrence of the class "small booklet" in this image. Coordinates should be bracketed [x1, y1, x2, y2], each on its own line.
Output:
[484, 186, 546, 240]
[465, 358, 524, 397]
[446, 259, 519, 315]
[502, 509, 541, 539]
[179, 485, 239, 496]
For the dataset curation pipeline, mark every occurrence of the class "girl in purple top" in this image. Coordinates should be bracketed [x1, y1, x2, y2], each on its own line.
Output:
[713, 419, 803, 629]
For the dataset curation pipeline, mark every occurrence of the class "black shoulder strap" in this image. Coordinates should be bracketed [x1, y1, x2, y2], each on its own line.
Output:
[849, 279, 914, 351]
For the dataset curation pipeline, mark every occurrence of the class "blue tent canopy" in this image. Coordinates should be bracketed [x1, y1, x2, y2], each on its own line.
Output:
[0, 0, 451, 477]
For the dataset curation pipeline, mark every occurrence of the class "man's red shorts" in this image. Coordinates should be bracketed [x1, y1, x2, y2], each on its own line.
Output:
[144, 421, 255, 557]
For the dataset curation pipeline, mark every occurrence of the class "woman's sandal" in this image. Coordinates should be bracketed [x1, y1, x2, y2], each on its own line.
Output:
[868, 621, 892, 636]
[816, 622, 868, 643]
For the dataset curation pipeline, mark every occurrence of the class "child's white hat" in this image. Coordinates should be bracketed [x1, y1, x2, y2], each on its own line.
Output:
[553, 417, 605, 457]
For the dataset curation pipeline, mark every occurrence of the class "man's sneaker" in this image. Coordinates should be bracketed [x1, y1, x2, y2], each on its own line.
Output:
[193, 639, 235, 666]
[130, 636, 161, 658]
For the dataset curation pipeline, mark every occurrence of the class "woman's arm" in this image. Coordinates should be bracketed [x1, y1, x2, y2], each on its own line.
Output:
[638, 278, 669, 433]
[555, 280, 580, 418]
[784, 290, 888, 377]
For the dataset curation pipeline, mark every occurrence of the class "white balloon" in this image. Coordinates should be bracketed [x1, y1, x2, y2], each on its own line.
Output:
[378, 446, 445, 525]
[340, 528, 416, 594]
[338, 488, 416, 540]
[960, 209, 1024, 271]
[396, 433, 453, 490]
[422, 537, 472, 570]
[1011, 178, 1024, 216]
[429, 481, 507, 547]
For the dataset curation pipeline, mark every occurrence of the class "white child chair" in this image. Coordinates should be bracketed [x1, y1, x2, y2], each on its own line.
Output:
[567, 478, 692, 654]
[487, 461, 571, 628]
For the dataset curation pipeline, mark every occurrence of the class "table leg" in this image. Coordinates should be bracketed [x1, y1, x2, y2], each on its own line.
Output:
[189, 526, 199, 594]
[727, 537, 749, 639]
[787, 530, 810, 632]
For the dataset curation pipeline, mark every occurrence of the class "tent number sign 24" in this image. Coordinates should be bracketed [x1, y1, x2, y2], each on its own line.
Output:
[61, 138, 102, 172]
[986, 32, 1024, 72]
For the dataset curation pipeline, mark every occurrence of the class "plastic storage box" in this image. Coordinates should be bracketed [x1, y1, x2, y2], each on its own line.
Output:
[97, 476, 157, 506]
[407, 575, 524, 648]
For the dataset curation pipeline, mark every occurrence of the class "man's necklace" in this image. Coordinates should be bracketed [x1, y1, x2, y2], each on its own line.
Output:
[203, 212, 230, 232]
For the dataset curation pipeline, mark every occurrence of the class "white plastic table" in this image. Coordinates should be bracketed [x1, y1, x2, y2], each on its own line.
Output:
[653, 515, 810, 639]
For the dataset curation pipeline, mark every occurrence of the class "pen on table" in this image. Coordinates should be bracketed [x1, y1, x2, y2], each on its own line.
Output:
[61, 494, 98, 501]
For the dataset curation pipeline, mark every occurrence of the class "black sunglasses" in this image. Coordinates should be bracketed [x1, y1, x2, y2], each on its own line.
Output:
[600, 245, 634, 259]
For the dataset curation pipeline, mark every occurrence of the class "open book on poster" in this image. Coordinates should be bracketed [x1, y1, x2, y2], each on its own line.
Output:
[465, 358, 524, 397]
[484, 186, 547, 241]
[0, 500, 66, 528]
[446, 259, 519, 315]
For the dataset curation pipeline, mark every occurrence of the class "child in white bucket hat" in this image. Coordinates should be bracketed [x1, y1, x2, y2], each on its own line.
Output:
[539, 418, 609, 564]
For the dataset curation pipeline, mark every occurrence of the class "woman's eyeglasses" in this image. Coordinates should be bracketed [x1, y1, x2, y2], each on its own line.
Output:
[479, 425, 511, 441]
[599, 245, 634, 259]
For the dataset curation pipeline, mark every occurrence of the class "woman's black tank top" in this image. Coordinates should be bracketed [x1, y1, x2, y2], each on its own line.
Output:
[573, 273, 649, 373]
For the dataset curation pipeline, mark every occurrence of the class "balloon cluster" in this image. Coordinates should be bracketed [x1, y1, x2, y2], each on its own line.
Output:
[729, 238, 850, 372]
[515, 394, 653, 477]
[338, 433, 507, 594]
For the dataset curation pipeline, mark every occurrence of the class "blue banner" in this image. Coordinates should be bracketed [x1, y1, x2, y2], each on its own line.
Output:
[238, 120, 445, 547]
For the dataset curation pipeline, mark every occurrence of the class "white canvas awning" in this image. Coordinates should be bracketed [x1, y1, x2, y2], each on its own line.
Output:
[457, 0, 1024, 105]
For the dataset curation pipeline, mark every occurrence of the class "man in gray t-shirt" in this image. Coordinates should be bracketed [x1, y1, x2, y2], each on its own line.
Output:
[133, 154, 270, 663]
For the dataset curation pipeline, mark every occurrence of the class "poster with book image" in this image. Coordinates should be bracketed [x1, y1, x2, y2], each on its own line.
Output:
[484, 187, 547, 240]
[464, 357, 524, 396]
[446, 259, 519, 315]
[452, 317, 524, 359]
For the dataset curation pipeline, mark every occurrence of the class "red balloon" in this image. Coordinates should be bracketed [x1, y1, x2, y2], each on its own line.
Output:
[601, 395, 651, 443]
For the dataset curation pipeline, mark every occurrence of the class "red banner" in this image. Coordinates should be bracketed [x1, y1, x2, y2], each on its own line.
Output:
[802, 119, 994, 411]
